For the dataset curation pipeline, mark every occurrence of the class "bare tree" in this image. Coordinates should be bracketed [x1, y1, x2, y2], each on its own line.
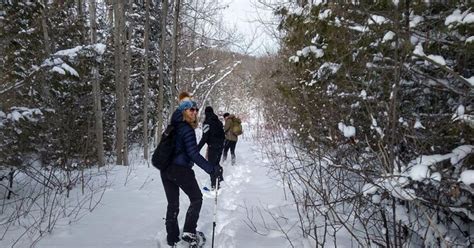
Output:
[170, 0, 181, 111]
[143, 0, 151, 160]
[113, 0, 127, 165]
[88, 0, 105, 167]
[121, 0, 134, 166]
[40, 0, 52, 102]
[156, 0, 169, 144]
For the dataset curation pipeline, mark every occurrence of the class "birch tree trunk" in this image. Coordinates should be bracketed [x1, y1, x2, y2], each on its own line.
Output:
[114, 0, 126, 165]
[89, 0, 105, 167]
[170, 0, 181, 112]
[143, 0, 151, 160]
[155, 0, 168, 144]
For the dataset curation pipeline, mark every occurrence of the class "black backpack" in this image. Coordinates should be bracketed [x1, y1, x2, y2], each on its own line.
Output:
[207, 116, 225, 146]
[151, 125, 176, 171]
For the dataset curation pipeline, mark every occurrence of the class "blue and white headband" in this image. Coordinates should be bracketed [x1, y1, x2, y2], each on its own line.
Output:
[178, 100, 198, 112]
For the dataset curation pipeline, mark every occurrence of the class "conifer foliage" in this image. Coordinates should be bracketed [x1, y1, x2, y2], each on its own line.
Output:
[256, 2, 473, 247]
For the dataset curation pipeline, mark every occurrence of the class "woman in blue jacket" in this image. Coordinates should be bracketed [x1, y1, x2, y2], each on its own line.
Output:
[161, 95, 221, 247]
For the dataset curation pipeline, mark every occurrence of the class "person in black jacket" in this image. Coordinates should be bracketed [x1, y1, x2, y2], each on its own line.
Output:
[160, 94, 222, 247]
[197, 106, 225, 189]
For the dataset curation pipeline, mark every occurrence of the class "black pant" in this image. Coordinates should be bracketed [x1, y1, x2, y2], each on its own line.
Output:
[160, 165, 203, 245]
[208, 147, 223, 188]
[223, 139, 237, 160]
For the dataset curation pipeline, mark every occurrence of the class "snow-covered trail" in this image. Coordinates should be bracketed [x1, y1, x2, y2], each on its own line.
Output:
[36, 136, 302, 248]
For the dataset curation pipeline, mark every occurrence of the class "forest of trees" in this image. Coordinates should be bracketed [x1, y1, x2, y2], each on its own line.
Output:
[0, 0, 256, 244]
[0, 0, 473, 247]
[254, 1, 473, 247]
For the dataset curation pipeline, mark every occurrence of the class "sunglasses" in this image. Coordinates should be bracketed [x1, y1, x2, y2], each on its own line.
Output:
[188, 108, 199, 113]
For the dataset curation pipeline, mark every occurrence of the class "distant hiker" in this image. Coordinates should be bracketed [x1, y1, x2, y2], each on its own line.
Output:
[197, 106, 225, 189]
[222, 113, 242, 165]
[160, 92, 222, 247]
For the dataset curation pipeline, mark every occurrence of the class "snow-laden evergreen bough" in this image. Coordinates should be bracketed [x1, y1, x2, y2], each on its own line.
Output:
[254, 1, 473, 247]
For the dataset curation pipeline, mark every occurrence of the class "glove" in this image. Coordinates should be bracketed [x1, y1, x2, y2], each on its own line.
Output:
[213, 166, 224, 182]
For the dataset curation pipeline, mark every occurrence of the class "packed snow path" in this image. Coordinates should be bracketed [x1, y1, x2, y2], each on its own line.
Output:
[36, 137, 303, 248]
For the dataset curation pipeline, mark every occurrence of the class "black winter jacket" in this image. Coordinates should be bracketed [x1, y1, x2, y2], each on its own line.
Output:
[170, 109, 215, 174]
[197, 112, 225, 151]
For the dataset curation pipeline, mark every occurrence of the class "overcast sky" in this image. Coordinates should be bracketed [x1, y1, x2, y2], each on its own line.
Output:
[221, 0, 279, 56]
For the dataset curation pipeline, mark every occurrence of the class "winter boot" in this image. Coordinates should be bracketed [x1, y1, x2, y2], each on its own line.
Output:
[182, 232, 197, 247]
[231, 155, 236, 165]
[182, 231, 206, 248]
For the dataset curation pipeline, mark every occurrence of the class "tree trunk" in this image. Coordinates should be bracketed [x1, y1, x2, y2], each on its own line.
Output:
[188, 0, 199, 89]
[105, 0, 114, 25]
[121, 0, 134, 166]
[40, 0, 52, 103]
[41, 0, 52, 56]
[89, 0, 97, 44]
[170, 0, 181, 112]
[88, 0, 105, 167]
[78, 0, 87, 44]
[77, 0, 83, 17]
[114, 0, 126, 165]
[156, 0, 168, 144]
[7, 169, 14, 199]
[143, 0, 151, 160]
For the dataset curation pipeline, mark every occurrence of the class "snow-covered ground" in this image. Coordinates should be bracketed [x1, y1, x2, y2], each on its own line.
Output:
[30, 136, 307, 248]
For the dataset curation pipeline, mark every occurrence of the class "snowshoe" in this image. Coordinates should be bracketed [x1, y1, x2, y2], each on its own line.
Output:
[182, 231, 206, 248]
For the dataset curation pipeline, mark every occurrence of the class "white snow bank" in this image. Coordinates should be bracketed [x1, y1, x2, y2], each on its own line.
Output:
[466, 36, 474, 43]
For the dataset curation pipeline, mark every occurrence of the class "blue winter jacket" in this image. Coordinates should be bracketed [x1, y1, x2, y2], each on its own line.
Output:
[170, 109, 215, 174]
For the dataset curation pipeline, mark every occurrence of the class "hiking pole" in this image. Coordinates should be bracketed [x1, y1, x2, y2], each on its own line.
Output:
[211, 180, 219, 248]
